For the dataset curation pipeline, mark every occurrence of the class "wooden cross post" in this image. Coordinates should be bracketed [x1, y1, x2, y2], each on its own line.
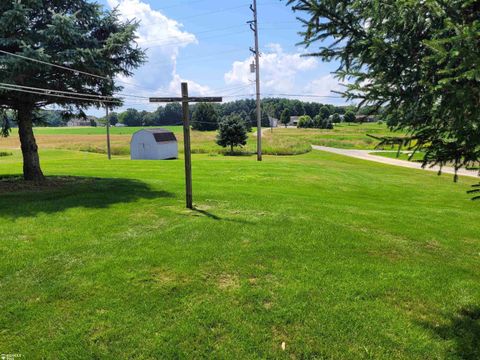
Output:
[150, 82, 222, 209]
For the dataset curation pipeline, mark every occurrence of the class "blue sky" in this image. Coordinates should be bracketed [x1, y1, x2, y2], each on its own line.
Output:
[93, 0, 344, 114]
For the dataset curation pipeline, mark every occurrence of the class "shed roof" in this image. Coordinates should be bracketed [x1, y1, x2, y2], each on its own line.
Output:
[140, 128, 177, 143]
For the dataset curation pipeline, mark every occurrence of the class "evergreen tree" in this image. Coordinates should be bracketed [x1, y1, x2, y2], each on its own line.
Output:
[0, 1, 144, 181]
[216, 115, 248, 154]
[287, 0, 480, 179]
[191, 103, 218, 131]
[280, 109, 291, 128]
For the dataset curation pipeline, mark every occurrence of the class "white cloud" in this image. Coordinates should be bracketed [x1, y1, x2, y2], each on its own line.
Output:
[303, 74, 346, 103]
[168, 73, 212, 96]
[225, 43, 318, 93]
[107, 0, 210, 104]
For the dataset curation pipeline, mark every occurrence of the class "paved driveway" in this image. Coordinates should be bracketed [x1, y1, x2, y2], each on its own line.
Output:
[312, 145, 479, 179]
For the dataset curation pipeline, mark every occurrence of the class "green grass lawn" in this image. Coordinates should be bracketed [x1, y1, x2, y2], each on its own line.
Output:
[0, 147, 479, 359]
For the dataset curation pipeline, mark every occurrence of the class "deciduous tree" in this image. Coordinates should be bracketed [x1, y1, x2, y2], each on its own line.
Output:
[191, 103, 219, 131]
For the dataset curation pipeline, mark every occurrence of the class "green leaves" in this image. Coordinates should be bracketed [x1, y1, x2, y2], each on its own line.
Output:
[0, 0, 145, 111]
[288, 0, 480, 179]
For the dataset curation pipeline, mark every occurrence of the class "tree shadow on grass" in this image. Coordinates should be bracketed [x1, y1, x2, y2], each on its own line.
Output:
[419, 306, 480, 359]
[0, 175, 175, 218]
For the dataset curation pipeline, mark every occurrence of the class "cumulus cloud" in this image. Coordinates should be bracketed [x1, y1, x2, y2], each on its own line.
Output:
[225, 44, 318, 93]
[107, 0, 210, 103]
[303, 74, 347, 103]
[167, 73, 212, 96]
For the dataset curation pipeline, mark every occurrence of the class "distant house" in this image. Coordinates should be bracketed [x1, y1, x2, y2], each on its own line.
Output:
[67, 116, 99, 127]
[130, 128, 178, 160]
[115, 123, 127, 127]
[289, 116, 300, 126]
[355, 115, 376, 123]
[268, 116, 279, 127]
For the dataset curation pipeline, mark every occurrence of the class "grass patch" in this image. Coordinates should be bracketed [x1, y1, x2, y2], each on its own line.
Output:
[0, 148, 479, 358]
[1, 123, 398, 156]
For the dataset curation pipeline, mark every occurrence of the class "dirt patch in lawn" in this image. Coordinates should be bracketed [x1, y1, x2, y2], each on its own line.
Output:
[0, 176, 97, 193]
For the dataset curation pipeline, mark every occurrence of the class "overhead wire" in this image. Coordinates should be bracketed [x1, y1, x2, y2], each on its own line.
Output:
[0, 85, 122, 104]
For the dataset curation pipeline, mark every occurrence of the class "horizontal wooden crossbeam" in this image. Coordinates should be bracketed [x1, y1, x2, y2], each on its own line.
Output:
[149, 97, 223, 103]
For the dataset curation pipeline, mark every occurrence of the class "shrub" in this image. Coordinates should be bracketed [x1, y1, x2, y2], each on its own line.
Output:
[331, 113, 341, 123]
[297, 115, 314, 128]
[344, 111, 356, 123]
[313, 115, 334, 129]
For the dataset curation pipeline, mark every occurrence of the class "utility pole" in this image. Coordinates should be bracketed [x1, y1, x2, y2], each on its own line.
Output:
[150, 83, 222, 209]
[105, 105, 111, 160]
[249, 0, 262, 161]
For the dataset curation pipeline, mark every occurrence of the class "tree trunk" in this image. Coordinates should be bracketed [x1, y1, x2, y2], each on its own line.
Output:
[17, 105, 45, 182]
[230, 144, 234, 154]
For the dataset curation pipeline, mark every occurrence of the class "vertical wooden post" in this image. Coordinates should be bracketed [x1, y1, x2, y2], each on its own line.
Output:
[252, 0, 262, 161]
[181, 82, 193, 209]
[106, 105, 111, 160]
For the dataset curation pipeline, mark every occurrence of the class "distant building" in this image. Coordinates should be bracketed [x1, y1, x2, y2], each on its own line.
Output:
[268, 116, 279, 127]
[130, 128, 178, 160]
[67, 116, 99, 127]
[115, 123, 127, 127]
[289, 116, 300, 126]
[355, 115, 376, 123]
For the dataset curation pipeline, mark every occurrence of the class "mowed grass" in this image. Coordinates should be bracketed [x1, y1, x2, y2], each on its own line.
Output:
[0, 146, 479, 359]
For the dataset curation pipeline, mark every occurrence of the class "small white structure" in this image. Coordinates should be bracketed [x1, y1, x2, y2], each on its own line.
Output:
[130, 128, 178, 160]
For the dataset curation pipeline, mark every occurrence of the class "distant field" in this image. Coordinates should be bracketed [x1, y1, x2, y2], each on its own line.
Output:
[1, 123, 400, 156]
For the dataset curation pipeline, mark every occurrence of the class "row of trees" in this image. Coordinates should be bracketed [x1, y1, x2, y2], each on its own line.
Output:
[297, 115, 333, 129]
[101, 98, 358, 129]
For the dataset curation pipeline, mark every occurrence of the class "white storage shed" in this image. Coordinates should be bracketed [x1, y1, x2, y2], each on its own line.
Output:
[130, 128, 178, 160]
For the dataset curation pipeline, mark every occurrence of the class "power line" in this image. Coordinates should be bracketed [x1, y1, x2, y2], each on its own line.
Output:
[177, 4, 249, 22]
[0, 82, 151, 102]
[0, 85, 122, 104]
[0, 49, 157, 94]
[263, 93, 343, 99]
[0, 82, 116, 100]
[144, 30, 251, 49]
[134, 24, 248, 46]
[0, 50, 110, 81]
